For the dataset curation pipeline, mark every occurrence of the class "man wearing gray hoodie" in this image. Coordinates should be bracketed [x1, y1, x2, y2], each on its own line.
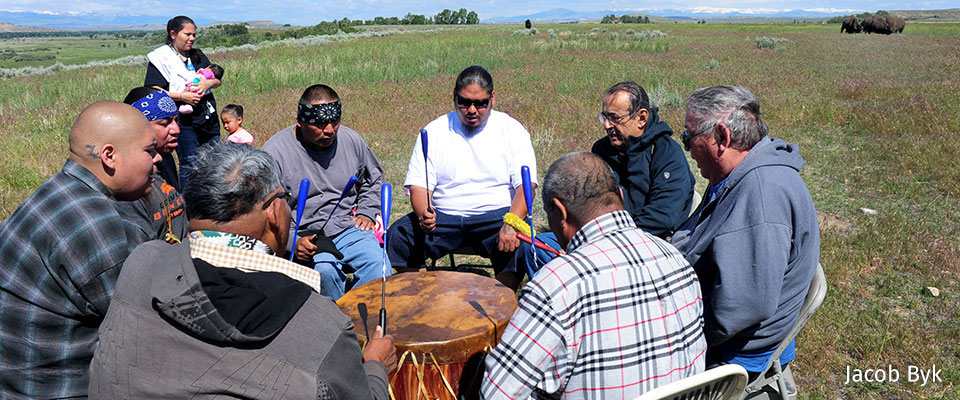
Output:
[671, 86, 820, 391]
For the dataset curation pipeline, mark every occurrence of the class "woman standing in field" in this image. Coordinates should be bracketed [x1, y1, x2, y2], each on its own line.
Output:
[146, 15, 221, 190]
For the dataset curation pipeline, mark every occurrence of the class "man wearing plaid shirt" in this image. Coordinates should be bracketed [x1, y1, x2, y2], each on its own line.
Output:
[0, 102, 162, 398]
[483, 152, 706, 399]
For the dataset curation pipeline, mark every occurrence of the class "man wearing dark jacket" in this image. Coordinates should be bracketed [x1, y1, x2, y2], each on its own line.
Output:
[671, 86, 819, 397]
[89, 143, 397, 399]
[516, 82, 694, 275]
[592, 81, 695, 238]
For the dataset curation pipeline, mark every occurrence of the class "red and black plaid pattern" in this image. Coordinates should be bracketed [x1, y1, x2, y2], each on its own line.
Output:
[483, 210, 706, 399]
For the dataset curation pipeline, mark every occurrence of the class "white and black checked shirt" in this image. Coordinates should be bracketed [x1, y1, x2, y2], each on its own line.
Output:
[483, 210, 706, 399]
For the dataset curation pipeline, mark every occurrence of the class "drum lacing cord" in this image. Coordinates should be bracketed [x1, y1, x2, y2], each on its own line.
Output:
[389, 349, 498, 400]
[388, 351, 454, 399]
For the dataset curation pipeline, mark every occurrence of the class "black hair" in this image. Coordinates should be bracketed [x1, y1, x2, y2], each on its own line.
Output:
[221, 104, 243, 119]
[299, 84, 340, 106]
[454, 65, 494, 96]
[207, 64, 224, 80]
[605, 81, 654, 117]
[165, 16, 195, 45]
[123, 86, 160, 105]
[164, 16, 202, 66]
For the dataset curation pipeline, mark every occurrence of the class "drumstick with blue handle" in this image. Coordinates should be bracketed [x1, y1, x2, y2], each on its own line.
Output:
[420, 129, 432, 213]
[521, 166, 537, 277]
[318, 175, 358, 233]
[380, 183, 392, 334]
[290, 178, 310, 261]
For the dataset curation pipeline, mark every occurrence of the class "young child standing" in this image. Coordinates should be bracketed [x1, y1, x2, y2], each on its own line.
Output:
[220, 104, 254, 145]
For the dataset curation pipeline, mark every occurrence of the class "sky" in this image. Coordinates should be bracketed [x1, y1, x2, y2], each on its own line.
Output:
[0, 0, 956, 25]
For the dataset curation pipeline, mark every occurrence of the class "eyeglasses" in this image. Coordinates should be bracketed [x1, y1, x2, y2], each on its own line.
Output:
[262, 190, 292, 210]
[681, 127, 711, 151]
[681, 130, 696, 150]
[598, 112, 629, 126]
[455, 95, 491, 110]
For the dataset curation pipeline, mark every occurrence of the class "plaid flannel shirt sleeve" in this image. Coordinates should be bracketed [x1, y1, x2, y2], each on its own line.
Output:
[483, 283, 569, 399]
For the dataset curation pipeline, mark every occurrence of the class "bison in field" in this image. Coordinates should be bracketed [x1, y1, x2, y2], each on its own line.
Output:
[841, 16, 862, 33]
[887, 16, 905, 33]
[862, 15, 889, 34]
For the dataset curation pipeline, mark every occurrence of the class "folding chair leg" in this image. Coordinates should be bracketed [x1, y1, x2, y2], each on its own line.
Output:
[779, 365, 797, 400]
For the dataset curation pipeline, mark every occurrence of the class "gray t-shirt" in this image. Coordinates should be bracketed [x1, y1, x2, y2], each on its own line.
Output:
[262, 125, 384, 249]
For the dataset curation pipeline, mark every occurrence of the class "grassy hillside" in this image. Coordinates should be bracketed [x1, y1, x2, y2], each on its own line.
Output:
[0, 23, 958, 399]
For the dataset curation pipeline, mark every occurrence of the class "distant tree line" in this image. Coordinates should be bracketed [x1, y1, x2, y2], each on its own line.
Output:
[827, 10, 889, 24]
[277, 21, 357, 40]
[601, 14, 652, 24]
[334, 8, 480, 26]
[3, 9, 482, 52]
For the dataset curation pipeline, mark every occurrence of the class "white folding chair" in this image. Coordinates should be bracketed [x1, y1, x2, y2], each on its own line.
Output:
[688, 191, 703, 218]
[635, 364, 749, 400]
[740, 263, 827, 400]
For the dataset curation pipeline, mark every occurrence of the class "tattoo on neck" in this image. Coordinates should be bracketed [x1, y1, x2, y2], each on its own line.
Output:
[85, 144, 97, 158]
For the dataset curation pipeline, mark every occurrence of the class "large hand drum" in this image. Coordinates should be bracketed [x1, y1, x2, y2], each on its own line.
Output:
[337, 271, 517, 400]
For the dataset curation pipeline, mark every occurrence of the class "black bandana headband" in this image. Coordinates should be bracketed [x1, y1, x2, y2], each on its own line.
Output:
[298, 101, 342, 125]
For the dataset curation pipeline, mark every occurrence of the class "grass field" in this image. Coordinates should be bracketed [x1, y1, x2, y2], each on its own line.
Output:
[0, 35, 156, 68]
[0, 23, 958, 399]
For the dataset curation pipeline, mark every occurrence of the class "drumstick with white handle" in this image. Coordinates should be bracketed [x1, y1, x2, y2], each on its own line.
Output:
[380, 183, 392, 334]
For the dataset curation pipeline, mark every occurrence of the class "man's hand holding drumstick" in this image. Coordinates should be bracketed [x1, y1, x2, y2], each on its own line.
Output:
[362, 326, 398, 373]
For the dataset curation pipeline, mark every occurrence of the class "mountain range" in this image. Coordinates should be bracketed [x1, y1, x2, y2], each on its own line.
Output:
[0, 11, 214, 30]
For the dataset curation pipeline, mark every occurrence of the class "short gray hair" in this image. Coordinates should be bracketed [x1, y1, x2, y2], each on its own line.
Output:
[184, 143, 282, 223]
[685, 85, 768, 150]
[542, 152, 621, 222]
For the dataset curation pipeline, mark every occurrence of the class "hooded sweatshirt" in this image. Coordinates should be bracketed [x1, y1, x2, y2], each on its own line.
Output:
[592, 108, 695, 238]
[671, 137, 819, 367]
[89, 239, 389, 399]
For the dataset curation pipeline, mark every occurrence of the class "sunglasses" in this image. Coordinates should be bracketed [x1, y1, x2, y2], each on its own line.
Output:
[455, 95, 491, 110]
[262, 190, 292, 210]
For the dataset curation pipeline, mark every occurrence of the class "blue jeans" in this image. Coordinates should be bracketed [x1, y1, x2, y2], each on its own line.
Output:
[386, 207, 524, 274]
[313, 226, 391, 301]
[176, 118, 220, 190]
[515, 231, 562, 278]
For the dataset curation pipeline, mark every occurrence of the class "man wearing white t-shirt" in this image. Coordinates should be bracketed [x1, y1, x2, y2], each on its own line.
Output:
[386, 65, 537, 289]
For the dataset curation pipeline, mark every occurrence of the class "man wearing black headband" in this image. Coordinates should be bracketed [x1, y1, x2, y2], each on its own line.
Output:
[262, 84, 390, 301]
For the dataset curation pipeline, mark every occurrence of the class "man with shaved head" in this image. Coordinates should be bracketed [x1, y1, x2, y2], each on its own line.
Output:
[484, 152, 705, 399]
[0, 101, 161, 398]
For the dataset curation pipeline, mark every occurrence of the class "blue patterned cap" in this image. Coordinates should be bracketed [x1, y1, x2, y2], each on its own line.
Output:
[133, 90, 178, 121]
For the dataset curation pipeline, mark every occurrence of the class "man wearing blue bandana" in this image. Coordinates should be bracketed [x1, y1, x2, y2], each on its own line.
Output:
[119, 87, 188, 244]
[262, 84, 391, 300]
[124, 87, 182, 191]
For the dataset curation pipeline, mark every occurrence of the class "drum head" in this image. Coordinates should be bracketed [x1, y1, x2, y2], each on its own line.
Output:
[337, 271, 517, 364]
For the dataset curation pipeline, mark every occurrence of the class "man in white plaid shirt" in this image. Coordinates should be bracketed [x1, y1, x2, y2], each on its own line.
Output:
[483, 152, 706, 399]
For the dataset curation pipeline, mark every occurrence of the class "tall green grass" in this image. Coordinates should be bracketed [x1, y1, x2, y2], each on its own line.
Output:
[1, 23, 959, 398]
